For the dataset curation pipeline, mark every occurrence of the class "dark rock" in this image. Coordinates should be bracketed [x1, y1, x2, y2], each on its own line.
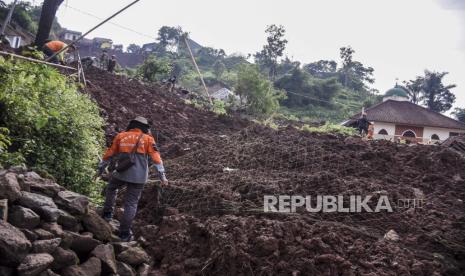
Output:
[0, 220, 32, 266]
[117, 247, 150, 266]
[108, 219, 120, 235]
[16, 174, 30, 192]
[32, 238, 61, 254]
[137, 263, 150, 276]
[67, 231, 101, 256]
[0, 172, 21, 202]
[139, 225, 159, 237]
[110, 242, 133, 255]
[59, 231, 74, 249]
[33, 229, 54, 240]
[82, 209, 112, 242]
[51, 247, 79, 270]
[17, 253, 54, 276]
[117, 261, 136, 276]
[23, 172, 64, 197]
[184, 258, 202, 269]
[40, 223, 63, 237]
[0, 266, 13, 276]
[18, 192, 59, 221]
[62, 257, 102, 276]
[168, 264, 184, 276]
[38, 269, 60, 276]
[8, 165, 27, 174]
[21, 229, 39, 242]
[91, 244, 117, 274]
[56, 209, 80, 232]
[8, 206, 40, 229]
[54, 191, 89, 215]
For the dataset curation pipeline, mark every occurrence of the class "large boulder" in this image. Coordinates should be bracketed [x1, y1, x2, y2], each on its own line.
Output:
[54, 191, 89, 215]
[67, 231, 101, 256]
[0, 172, 21, 202]
[17, 253, 54, 276]
[91, 244, 117, 274]
[18, 192, 59, 222]
[21, 229, 39, 242]
[22, 172, 64, 197]
[51, 247, 79, 271]
[40, 223, 64, 237]
[0, 221, 32, 266]
[61, 257, 101, 276]
[8, 206, 40, 229]
[56, 209, 80, 232]
[82, 209, 112, 242]
[117, 247, 150, 266]
[33, 229, 54, 240]
[117, 261, 136, 276]
[32, 238, 61, 254]
[38, 269, 60, 276]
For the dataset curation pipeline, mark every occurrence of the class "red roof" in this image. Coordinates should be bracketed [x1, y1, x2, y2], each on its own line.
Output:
[349, 100, 465, 130]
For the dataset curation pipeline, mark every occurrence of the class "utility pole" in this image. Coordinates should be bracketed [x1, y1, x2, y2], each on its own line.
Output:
[183, 35, 212, 105]
[0, 0, 18, 37]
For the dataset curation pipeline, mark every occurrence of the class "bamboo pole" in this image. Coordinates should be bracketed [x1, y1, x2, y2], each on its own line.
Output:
[0, 50, 76, 70]
[183, 35, 212, 105]
[46, 0, 140, 62]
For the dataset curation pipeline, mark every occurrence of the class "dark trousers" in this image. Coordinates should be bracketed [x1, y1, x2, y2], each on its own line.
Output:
[42, 46, 59, 63]
[103, 178, 144, 234]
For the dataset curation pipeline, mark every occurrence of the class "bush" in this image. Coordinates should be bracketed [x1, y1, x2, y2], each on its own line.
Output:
[301, 123, 357, 136]
[137, 55, 171, 82]
[0, 57, 104, 195]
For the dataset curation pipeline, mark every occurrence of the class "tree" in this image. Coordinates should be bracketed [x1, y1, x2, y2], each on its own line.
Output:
[34, 0, 64, 47]
[276, 56, 300, 77]
[254, 24, 288, 80]
[127, 44, 141, 54]
[137, 55, 171, 82]
[338, 46, 374, 91]
[275, 68, 341, 108]
[235, 64, 285, 115]
[303, 60, 337, 78]
[213, 60, 226, 80]
[452, 108, 465, 123]
[421, 70, 456, 113]
[157, 26, 183, 53]
[402, 77, 423, 104]
[196, 47, 226, 67]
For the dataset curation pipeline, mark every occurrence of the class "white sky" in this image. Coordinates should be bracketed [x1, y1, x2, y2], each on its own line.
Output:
[6, 0, 465, 110]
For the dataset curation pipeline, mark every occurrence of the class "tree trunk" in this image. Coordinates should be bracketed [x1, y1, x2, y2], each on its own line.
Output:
[34, 0, 64, 47]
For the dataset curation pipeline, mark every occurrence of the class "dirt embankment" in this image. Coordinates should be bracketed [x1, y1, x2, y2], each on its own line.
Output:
[84, 67, 465, 275]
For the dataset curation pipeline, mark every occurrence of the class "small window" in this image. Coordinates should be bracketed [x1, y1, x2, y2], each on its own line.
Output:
[402, 130, 416, 138]
[431, 134, 440, 140]
[378, 129, 388, 135]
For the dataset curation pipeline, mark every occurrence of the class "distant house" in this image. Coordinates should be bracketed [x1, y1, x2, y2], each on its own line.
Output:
[113, 44, 123, 52]
[343, 86, 465, 143]
[211, 88, 240, 103]
[93, 37, 113, 49]
[0, 22, 34, 48]
[60, 29, 81, 42]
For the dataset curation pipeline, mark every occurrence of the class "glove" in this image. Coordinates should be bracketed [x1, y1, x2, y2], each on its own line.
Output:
[154, 163, 168, 184]
[97, 160, 109, 176]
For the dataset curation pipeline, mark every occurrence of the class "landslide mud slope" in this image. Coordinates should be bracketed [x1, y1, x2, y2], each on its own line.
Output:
[85, 68, 465, 275]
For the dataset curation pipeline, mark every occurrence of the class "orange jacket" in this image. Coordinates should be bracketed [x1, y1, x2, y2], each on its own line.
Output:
[45, 41, 67, 52]
[103, 129, 162, 165]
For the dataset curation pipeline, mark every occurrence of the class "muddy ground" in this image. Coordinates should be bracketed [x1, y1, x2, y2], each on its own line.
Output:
[84, 68, 465, 275]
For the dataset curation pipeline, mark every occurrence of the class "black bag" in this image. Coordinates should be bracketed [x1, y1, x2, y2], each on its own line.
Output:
[115, 134, 144, 172]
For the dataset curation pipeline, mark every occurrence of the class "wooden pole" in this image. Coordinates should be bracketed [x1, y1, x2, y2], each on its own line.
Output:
[46, 0, 140, 62]
[183, 36, 212, 105]
[0, 50, 77, 71]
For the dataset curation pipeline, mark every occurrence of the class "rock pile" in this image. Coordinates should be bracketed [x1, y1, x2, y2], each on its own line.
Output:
[0, 167, 151, 276]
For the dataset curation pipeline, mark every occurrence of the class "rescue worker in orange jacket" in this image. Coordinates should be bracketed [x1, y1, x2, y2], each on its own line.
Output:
[98, 116, 167, 241]
[42, 40, 75, 64]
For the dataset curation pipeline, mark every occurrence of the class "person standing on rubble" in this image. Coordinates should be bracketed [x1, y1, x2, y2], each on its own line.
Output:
[100, 50, 109, 70]
[107, 55, 118, 73]
[98, 116, 168, 241]
[357, 112, 372, 136]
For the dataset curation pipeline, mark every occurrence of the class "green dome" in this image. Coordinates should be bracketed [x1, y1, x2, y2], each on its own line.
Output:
[384, 86, 409, 98]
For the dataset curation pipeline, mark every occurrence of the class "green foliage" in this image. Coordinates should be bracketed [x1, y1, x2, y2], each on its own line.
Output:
[137, 55, 171, 82]
[212, 100, 227, 115]
[302, 123, 357, 136]
[212, 60, 226, 80]
[255, 24, 288, 80]
[0, 127, 11, 153]
[275, 68, 342, 108]
[338, 46, 374, 91]
[0, 57, 104, 195]
[420, 70, 456, 113]
[126, 44, 141, 54]
[236, 64, 285, 115]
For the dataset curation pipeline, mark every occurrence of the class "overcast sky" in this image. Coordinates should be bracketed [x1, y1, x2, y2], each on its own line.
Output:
[6, 0, 465, 110]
